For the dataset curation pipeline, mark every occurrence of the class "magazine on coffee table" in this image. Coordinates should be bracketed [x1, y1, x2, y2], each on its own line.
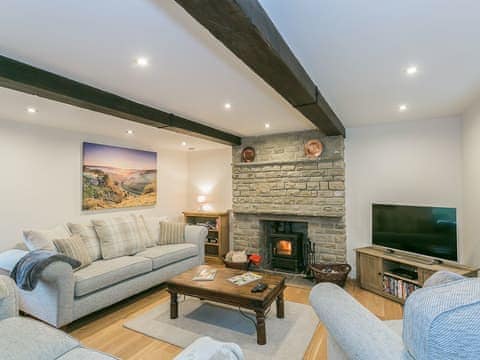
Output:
[193, 268, 217, 281]
[228, 272, 262, 286]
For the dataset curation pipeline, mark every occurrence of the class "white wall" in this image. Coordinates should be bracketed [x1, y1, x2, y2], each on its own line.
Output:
[345, 117, 463, 276]
[0, 119, 188, 251]
[186, 148, 232, 212]
[462, 101, 480, 267]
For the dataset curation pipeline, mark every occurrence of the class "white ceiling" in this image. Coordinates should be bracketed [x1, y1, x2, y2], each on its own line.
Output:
[260, 0, 480, 126]
[0, 0, 479, 138]
[0, 0, 312, 139]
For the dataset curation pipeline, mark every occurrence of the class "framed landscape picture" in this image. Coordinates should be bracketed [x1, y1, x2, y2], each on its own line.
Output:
[82, 142, 157, 210]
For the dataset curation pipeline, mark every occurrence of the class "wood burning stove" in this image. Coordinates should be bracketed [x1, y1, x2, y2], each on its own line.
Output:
[270, 232, 304, 273]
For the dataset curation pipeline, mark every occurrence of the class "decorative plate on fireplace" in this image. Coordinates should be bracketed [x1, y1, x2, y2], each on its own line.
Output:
[241, 146, 256, 162]
[304, 140, 323, 158]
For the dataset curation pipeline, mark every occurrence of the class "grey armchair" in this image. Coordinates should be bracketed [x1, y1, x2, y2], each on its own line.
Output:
[310, 271, 480, 360]
[0, 275, 117, 360]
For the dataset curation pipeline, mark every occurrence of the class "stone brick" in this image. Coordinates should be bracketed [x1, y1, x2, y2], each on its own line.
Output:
[329, 182, 345, 190]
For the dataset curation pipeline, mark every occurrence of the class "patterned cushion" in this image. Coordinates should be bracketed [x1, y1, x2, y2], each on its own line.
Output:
[159, 222, 185, 245]
[67, 222, 102, 261]
[140, 215, 168, 244]
[132, 214, 155, 248]
[53, 234, 92, 270]
[92, 217, 146, 259]
[23, 225, 70, 252]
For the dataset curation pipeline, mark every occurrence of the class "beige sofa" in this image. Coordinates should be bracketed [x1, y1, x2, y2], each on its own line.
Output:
[0, 215, 207, 328]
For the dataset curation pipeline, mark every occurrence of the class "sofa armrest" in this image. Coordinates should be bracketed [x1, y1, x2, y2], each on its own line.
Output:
[185, 225, 207, 262]
[0, 249, 28, 272]
[310, 283, 406, 360]
[19, 261, 75, 327]
[0, 275, 19, 320]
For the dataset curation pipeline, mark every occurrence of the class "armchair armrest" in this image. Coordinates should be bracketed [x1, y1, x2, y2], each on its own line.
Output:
[423, 270, 465, 287]
[0, 275, 19, 320]
[174, 336, 243, 360]
[310, 283, 406, 360]
[185, 225, 207, 262]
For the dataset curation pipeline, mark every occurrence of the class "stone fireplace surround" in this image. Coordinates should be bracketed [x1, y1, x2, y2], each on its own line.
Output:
[232, 130, 346, 266]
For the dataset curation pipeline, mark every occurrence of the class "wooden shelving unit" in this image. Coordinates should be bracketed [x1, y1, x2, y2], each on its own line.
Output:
[356, 246, 478, 304]
[183, 211, 229, 265]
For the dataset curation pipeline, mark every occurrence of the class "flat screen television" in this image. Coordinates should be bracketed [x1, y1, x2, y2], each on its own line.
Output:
[372, 204, 457, 261]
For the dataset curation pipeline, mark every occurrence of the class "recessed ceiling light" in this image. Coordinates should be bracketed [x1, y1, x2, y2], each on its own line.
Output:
[265, 123, 270, 129]
[126, 129, 134, 135]
[27, 107, 37, 114]
[181, 141, 187, 147]
[135, 57, 149, 67]
[224, 103, 232, 110]
[398, 104, 408, 112]
[405, 66, 418, 76]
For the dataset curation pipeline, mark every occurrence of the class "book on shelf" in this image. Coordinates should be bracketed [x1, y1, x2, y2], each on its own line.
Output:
[383, 275, 419, 300]
[193, 268, 217, 281]
[227, 272, 262, 286]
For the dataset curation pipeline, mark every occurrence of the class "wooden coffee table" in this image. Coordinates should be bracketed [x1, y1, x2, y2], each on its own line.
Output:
[166, 265, 286, 345]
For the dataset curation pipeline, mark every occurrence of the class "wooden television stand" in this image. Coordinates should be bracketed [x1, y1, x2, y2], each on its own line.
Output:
[356, 246, 478, 304]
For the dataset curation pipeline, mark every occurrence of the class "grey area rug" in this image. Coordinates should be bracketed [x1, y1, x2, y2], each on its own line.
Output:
[124, 297, 318, 360]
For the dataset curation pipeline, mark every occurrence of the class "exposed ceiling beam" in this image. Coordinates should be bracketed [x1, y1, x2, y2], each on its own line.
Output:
[0, 55, 241, 146]
[174, 0, 345, 137]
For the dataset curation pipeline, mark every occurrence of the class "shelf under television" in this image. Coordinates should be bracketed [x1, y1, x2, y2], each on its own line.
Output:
[383, 272, 422, 287]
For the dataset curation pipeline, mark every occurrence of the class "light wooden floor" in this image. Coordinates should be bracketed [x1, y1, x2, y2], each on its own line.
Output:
[66, 280, 402, 360]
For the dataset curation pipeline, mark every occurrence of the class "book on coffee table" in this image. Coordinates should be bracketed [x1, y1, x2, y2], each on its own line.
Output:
[227, 272, 262, 286]
[192, 268, 217, 281]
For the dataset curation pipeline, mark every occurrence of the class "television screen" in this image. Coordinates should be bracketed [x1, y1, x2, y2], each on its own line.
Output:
[372, 204, 457, 261]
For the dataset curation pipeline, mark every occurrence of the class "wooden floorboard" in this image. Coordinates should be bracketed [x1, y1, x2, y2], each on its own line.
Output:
[66, 280, 402, 359]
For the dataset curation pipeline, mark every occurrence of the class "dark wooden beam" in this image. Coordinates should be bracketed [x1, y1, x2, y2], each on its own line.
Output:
[0, 55, 241, 145]
[174, 0, 345, 137]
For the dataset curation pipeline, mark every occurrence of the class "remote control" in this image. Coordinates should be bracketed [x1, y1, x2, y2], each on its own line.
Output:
[251, 283, 268, 293]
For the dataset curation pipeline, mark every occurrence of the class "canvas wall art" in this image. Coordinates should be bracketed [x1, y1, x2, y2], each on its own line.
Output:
[82, 142, 157, 210]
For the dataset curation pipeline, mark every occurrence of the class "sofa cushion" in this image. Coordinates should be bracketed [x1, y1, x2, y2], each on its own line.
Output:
[67, 222, 102, 261]
[93, 217, 146, 259]
[136, 243, 198, 270]
[54, 234, 92, 270]
[0, 317, 79, 360]
[159, 222, 185, 245]
[141, 215, 168, 244]
[132, 214, 156, 248]
[23, 225, 70, 252]
[57, 347, 117, 360]
[74, 256, 152, 297]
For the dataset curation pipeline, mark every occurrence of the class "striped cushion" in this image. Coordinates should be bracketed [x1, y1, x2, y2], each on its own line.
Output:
[53, 234, 92, 270]
[67, 222, 102, 261]
[92, 217, 146, 259]
[131, 214, 155, 248]
[159, 222, 185, 245]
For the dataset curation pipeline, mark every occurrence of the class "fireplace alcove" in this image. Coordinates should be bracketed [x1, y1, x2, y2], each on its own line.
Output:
[263, 220, 310, 273]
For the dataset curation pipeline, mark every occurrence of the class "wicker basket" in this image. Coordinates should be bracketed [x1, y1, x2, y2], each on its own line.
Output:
[223, 258, 250, 270]
[309, 263, 351, 287]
